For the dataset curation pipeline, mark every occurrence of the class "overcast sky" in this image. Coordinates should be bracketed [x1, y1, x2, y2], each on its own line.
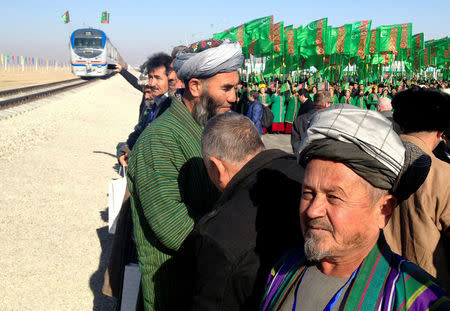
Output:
[1, 0, 449, 66]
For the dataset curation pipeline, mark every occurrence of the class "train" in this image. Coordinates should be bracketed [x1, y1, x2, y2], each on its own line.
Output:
[69, 28, 124, 77]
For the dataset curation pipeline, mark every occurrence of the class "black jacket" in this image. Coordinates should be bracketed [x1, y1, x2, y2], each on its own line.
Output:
[291, 108, 318, 154]
[297, 98, 314, 116]
[175, 149, 304, 310]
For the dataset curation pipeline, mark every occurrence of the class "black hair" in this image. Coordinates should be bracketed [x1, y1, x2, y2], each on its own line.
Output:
[298, 88, 309, 97]
[392, 86, 450, 133]
[145, 52, 173, 76]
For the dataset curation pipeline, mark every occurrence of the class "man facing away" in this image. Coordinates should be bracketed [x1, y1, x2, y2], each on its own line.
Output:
[291, 90, 332, 154]
[261, 105, 449, 310]
[384, 87, 450, 290]
[297, 88, 314, 116]
[127, 38, 243, 311]
[247, 90, 264, 134]
[175, 112, 303, 310]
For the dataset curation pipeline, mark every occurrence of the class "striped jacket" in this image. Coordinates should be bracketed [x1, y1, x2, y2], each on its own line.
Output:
[261, 234, 450, 310]
[127, 95, 219, 310]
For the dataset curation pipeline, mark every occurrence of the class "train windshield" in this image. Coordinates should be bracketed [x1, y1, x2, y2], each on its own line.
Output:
[74, 38, 103, 49]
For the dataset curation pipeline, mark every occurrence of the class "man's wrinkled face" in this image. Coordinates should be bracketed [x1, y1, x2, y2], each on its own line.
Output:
[167, 70, 180, 92]
[300, 159, 382, 262]
[193, 71, 239, 126]
[143, 87, 153, 99]
[148, 65, 169, 97]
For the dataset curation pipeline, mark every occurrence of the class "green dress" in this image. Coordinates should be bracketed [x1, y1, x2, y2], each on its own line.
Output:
[351, 96, 368, 109]
[367, 93, 377, 110]
[284, 95, 299, 123]
[331, 94, 339, 104]
[127, 95, 219, 310]
[270, 93, 286, 123]
[259, 93, 270, 106]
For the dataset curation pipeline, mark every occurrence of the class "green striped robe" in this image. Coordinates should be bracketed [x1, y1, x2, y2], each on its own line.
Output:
[127, 95, 219, 310]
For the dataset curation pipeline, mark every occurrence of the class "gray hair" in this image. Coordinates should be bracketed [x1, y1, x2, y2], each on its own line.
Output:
[202, 112, 265, 165]
[313, 91, 331, 107]
[171, 45, 187, 59]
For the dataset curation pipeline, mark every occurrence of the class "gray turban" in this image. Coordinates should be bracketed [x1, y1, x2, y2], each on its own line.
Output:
[298, 104, 430, 201]
[173, 38, 244, 81]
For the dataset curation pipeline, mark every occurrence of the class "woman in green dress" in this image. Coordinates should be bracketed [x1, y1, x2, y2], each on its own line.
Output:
[329, 87, 339, 104]
[380, 88, 392, 100]
[270, 89, 286, 133]
[351, 89, 368, 109]
[365, 87, 378, 110]
[259, 86, 270, 108]
[284, 89, 299, 134]
[342, 89, 352, 105]
[309, 85, 317, 101]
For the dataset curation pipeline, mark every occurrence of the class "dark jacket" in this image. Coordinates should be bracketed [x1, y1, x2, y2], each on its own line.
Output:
[117, 96, 171, 158]
[291, 108, 318, 154]
[119, 69, 149, 120]
[175, 149, 304, 310]
[297, 98, 314, 116]
[246, 99, 263, 134]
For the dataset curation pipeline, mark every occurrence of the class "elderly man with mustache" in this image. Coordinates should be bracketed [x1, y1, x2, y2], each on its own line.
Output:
[261, 105, 450, 310]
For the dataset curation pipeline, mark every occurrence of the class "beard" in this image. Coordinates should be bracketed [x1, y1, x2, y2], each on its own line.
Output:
[303, 218, 334, 262]
[192, 93, 222, 127]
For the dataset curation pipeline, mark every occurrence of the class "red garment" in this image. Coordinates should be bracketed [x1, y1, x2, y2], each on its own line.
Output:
[271, 122, 285, 132]
[284, 122, 293, 134]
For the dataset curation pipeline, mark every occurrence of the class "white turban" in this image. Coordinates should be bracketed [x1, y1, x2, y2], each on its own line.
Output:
[173, 38, 244, 81]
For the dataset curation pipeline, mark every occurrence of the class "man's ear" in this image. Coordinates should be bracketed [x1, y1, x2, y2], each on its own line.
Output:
[188, 78, 204, 98]
[209, 156, 228, 191]
[376, 194, 397, 229]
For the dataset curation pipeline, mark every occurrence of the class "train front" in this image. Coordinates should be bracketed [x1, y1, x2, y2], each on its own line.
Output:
[70, 29, 108, 77]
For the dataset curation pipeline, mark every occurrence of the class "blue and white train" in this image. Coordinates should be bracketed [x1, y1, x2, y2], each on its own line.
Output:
[69, 28, 124, 77]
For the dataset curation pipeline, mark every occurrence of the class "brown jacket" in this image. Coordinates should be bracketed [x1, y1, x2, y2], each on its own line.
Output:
[384, 134, 450, 291]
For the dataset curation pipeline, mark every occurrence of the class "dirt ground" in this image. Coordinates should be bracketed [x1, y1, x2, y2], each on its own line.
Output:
[0, 67, 78, 91]
[0, 74, 140, 310]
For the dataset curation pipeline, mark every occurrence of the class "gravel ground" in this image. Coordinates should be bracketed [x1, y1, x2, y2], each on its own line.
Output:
[0, 69, 77, 91]
[0, 73, 292, 310]
[0, 74, 140, 310]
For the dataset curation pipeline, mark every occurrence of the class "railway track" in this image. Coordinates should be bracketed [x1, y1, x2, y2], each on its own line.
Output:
[0, 78, 98, 110]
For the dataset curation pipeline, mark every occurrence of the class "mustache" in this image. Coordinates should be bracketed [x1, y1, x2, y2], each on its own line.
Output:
[305, 218, 333, 233]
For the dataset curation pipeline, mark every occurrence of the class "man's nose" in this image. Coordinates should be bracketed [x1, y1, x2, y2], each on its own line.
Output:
[303, 195, 327, 219]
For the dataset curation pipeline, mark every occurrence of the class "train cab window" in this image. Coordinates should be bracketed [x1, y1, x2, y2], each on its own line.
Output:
[74, 38, 103, 49]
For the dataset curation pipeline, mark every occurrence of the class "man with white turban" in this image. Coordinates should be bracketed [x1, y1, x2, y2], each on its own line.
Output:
[127, 38, 243, 311]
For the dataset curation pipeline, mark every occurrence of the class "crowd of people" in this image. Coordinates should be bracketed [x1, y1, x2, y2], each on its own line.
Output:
[102, 37, 450, 311]
[234, 77, 448, 134]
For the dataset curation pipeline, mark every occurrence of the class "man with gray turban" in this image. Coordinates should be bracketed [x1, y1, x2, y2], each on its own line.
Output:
[127, 38, 243, 311]
[261, 105, 449, 310]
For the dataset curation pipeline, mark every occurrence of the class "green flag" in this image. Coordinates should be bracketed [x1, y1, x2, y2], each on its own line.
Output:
[377, 25, 401, 53]
[348, 20, 372, 58]
[213, 24, 245, 48]
[61, 11, 70, 24]
[412, 33, 424, 54]
[244, 16, 272, 56]
[101, 11, 110, 24]
[298, 18, 328, 57]
[325, 26, 338, 55]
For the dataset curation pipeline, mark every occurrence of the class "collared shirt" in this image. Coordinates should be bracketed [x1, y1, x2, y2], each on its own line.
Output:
[154, 92, 169, 107]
